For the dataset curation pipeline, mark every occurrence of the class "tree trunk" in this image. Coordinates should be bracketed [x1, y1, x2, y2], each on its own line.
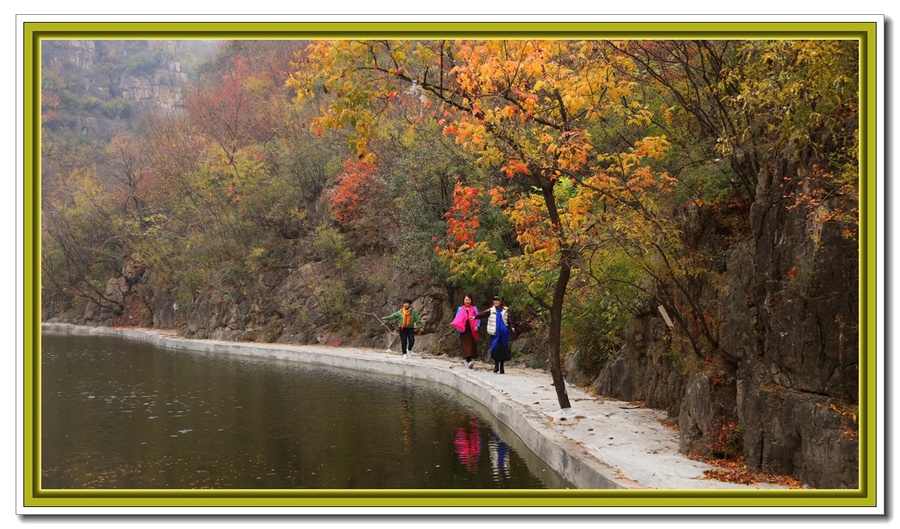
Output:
[541, 183, 572, 409]
[547, 250, 572, 409]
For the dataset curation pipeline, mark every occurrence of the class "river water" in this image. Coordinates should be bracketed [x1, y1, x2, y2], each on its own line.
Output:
[40, 333, 569, 489]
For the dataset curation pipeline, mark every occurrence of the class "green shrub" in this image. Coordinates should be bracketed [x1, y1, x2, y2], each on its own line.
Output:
[314, 225, 355, 271]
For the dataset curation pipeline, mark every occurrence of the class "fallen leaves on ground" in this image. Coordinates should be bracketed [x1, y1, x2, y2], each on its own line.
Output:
[658, 418, 679, 430]
[687, 453, 803, 488]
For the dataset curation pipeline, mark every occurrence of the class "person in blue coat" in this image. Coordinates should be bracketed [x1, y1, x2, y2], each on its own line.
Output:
[473, 296, 515, 374]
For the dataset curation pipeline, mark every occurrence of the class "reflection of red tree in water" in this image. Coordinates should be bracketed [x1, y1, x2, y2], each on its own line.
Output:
[454, 417, 482, 472]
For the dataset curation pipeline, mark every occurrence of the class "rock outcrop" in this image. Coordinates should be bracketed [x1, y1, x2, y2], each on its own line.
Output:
[591, 154, 859, 489]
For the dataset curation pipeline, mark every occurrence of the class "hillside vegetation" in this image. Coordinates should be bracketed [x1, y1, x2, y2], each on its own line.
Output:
[40, 39, 860, 488]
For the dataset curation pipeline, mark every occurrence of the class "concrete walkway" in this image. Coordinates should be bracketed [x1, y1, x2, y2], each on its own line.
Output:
[40, 323, 786, 490]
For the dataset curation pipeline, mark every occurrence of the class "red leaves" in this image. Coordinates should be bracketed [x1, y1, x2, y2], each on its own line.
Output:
[658, 418, 679, 430]
[441, 182, 481, 250]
[330, 158, 382, 228]
[311, 117, 325, 137]
[502, 159, 531, 178]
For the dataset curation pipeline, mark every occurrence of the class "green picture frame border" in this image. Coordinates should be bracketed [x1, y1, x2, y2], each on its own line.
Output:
[22, 19, 881, 510]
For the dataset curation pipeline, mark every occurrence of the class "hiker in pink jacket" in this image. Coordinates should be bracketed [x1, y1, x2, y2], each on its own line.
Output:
[450, 294, 480, 369]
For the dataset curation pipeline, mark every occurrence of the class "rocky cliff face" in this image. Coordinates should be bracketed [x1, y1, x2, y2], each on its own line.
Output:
[42, 40, 206, 142]
[590, 153, 859, 489]
[737, 153, 859, 488]
[69, 237, 455, 356]
[43, 40, 97, 70]
[119, 68, 188, 111]
[590, 317, 686, 415]
[46, 41, 192, 99]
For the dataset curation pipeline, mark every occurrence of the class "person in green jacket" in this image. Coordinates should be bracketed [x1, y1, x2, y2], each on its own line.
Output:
[383, 299, 424, 358]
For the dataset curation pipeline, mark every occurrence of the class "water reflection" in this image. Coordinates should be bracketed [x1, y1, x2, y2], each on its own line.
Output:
[453, 414, 482, 472]
[490, 432, 511, 482]
[41, 333, 567, 489]
[452, 419, 512, 482]
[401, 389, 413, 454]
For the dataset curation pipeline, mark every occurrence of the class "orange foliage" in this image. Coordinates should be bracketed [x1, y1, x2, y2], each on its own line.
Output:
[442, 182, 481, 250]
[330, 159, 383, 228]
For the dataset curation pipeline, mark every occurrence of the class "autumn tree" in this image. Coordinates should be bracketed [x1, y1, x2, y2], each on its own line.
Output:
[185, 53, 270, 164]
[591, 39, 859, 364]
[726, 40, 858, 229]
[329, 158, 393, 244]
[290, 39, 687, 409]
[42, 169, 128, 317]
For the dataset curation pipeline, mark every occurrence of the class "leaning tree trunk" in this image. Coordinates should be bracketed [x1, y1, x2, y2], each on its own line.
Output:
[542, 183, 572, 410]
[547, 250, 572, 409]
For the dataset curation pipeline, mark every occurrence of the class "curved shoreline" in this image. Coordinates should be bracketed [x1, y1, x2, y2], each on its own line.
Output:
[40, 323, 783, 490]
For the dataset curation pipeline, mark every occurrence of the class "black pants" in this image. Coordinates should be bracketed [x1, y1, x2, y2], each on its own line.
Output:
[399, 328, 416, 354]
